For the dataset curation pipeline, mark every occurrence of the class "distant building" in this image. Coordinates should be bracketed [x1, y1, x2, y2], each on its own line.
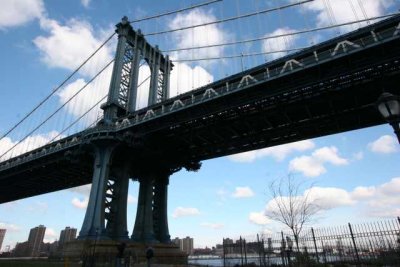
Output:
[223, 238, 234, 254]
[172, 236, 194, 255]
[182, 236, 194, 255]
[193, 247, 213, 255]
[27, 225, 46, 257]
[59, 227, 77, 249]
[13, 241, 29, 257]
[172, 237, 180, 247]
[0, 229, 6, 251]
[41, 241, 59, 256]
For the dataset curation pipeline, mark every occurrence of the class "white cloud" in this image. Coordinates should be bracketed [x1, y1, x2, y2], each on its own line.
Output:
[56, 76, 110, 124]
[44, 228, 57, 243]
[200, 222, 224, 229]
[312, 147, 348, 165]
[263, 176, 400, 220]
[249, 212, 270, 225]
[32, 17, 116, 125]
[379, 177, 400, 195]
[0, 0, 44, 29]
[296, 0, 394, 29]
[0, 222, 20, 232]
[135, 11, 218, 101]
[228, 140, 315, 163]
[0, 131, 61, 161]
[351, 177, 400, 217]
[262, 27, 300, 60]
[135, 65, 152, 109]
[34, 16, 214, 119]
[81, 0, 90, 8]
[289, 146, 348, 177]
[351, 186, 376, 200]
[34, 18, 114, 78]
[289, 155, 327, 177]
[172, 207, 200, 218]
[232, 186, 255, 198]
[119, 61, 211, 110]
[168, 9, 231, 64]
[265, 186, 354, 219]
[305, 187, 355, 209]
[169, 62, 214, 97]
[165, 9, 230, 97]
[72, 197, 88, 209]
[368, 135, 398, 154]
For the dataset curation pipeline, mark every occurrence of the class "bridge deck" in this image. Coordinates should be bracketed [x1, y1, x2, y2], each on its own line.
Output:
[1, 15, 400, 203]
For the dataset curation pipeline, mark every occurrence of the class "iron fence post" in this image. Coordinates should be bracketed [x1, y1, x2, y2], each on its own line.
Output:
[257, 234, 262, 267]
[223, 238, 226, 267]
[244, 238, 248, 266]
[348, 223, 361, 265]
[240, 236, 244, 267]
[311, 227, 320, 263]
[281, 231, 286, 267]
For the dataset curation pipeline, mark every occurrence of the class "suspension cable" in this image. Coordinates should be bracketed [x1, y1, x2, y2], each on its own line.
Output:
[163, 13, 399, 53]
[357, 0, 370, 25]
[0, 59, 115, 160]
[144, 0, 314, 36]
[130, 0, 222, 23]
[49, 73, 152, 144]
[173, 47, 308, 62]
[0, 32, 116, 143]
[49, 95, 108, 143]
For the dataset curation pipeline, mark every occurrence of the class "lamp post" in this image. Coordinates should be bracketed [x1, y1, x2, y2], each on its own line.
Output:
[376, 92, 400, 144]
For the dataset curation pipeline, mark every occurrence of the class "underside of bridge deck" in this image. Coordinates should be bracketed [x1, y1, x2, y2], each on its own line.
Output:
[0, 26, 399, 204]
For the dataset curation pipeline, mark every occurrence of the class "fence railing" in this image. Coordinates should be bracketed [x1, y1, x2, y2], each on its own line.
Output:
[222, 218, 400, 267]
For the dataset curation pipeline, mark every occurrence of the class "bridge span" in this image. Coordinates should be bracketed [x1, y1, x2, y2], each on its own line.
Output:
[0, 15, 399, 243]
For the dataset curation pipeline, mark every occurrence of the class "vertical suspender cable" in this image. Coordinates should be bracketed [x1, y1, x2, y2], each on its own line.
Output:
[357, 0, 370, 25]
[348, 0, 361, 29]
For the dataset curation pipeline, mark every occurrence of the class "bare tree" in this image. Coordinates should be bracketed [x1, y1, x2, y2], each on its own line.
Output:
[265, 175, 320, 251]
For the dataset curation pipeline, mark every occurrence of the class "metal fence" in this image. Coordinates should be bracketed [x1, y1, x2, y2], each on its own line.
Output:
[222, 218, 400, 267]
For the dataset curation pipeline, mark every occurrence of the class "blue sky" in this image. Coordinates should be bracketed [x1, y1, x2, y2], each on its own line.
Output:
[0, 0, 400, 250]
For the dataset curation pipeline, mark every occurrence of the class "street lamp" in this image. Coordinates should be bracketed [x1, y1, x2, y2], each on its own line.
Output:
[376, 92, 400, 143]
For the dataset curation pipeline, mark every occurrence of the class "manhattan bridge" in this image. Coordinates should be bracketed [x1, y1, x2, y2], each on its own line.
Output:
[0, 0, 399, 262]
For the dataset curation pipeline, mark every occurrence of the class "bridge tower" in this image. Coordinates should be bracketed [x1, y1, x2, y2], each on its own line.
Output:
[77, 16, 176, 246]
[101, 16, 172, 124]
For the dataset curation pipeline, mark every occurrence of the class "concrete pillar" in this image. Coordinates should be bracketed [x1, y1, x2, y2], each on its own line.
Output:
[131, 173, 157, 242]
[78, 144, 115, 239]
[154, 173, 171, 243]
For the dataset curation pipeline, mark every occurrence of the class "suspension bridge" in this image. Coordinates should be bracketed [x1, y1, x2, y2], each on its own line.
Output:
[0, 0, 399, 263]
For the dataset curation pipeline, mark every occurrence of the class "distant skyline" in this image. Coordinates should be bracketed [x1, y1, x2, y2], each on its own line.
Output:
[0, 0, 399, 249]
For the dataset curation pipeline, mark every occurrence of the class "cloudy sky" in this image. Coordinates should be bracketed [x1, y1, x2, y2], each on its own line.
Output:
[0, 0, 399, 249]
